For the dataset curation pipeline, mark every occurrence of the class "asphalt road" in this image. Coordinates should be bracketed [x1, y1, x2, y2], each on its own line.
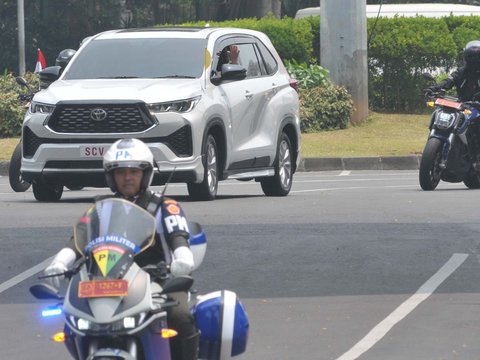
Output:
[1, 170, 480, 360]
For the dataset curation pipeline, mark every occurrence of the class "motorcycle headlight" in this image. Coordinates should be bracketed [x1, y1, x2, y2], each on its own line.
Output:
[435, 111, 456, 129]
[29, 101, 55, 114]
[68, 313, 147, 333]
[147, 96, 200, 115]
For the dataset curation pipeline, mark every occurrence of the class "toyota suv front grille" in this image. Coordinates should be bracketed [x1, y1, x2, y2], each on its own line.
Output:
[47, 103, 155, 133]
[23, 125, 192, 158]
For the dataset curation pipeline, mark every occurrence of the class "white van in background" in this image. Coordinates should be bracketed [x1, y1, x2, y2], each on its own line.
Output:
[295, 3, 480, 19]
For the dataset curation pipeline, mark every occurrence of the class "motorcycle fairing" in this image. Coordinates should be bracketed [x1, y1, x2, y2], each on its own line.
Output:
[64, 262, 154, 326]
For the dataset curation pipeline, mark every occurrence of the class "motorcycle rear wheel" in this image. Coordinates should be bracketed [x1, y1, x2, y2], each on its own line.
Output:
[463, 171, 480, 189]
[419, 137, 443, 191]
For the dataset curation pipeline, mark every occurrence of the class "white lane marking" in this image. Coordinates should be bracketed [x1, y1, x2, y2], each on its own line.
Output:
[291, 184, 418, 193]
[0, 256, 54, 294]
[339, 171, 351, 176]
[336, 253, 469, 360]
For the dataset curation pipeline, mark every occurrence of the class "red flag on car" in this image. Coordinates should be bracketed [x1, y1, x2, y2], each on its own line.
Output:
[34, 48, 46, 73]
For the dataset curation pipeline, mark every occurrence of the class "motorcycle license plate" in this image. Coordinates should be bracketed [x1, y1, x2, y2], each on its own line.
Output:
[435, 98, 462, 109]
[78, 279, 128, 298]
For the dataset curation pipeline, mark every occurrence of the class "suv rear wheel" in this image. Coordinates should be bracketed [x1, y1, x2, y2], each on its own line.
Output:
[187, 134, 218, 201]
[260, 132, 293, 196]
[32, 180, 63, 202]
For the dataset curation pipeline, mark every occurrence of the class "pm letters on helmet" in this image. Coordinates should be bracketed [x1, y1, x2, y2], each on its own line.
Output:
[115, 150, 133, 160]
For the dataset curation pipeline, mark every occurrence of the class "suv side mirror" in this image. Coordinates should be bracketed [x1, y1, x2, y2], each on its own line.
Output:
[211, 64, 247, 85]
[221, 64, 247, 80]
[39, 66, 62, 89]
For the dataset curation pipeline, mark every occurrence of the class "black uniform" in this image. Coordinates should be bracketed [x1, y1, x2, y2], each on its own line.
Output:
[437, 66, 480, 101]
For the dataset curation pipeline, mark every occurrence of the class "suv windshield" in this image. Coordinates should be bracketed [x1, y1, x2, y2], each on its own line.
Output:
[64, 38, 207, 80]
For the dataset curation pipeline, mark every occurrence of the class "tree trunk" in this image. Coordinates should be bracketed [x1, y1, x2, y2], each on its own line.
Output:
[245, 0, 281, 18]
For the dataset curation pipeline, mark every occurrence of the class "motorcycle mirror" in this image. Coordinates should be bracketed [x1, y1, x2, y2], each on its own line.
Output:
[30, 283, 63, 300]
[39, 66, 62, 89]
[161, 276, 194, 294]
[422, 72, 436, 83]
[15, 76, 28, 87]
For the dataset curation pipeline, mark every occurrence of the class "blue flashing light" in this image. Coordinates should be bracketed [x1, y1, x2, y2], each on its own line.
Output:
[42, 307, 62, 317]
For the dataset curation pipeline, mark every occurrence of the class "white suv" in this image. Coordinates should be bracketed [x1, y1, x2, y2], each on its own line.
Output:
[21, 27, 300, 201]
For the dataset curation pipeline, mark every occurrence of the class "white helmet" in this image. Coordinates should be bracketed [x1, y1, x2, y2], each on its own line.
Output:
[103, 138, 154, 193]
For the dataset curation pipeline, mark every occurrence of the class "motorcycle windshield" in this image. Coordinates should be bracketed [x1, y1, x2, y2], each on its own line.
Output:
[73, 198, 156, 279]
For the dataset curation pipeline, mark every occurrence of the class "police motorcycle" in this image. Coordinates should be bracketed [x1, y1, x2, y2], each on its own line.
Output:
[30, 198, 249, 359]
[419, 73, 480, 190]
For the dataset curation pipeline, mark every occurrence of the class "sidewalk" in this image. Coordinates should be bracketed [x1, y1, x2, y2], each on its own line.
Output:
[0, 155, 421, 177]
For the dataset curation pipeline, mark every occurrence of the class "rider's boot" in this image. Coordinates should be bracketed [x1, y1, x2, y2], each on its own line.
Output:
[170, 331, 200, 360]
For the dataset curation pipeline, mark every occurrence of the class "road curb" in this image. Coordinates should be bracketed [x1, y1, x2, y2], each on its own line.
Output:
[298, 155, 421, 171]
[0, 156, 421, 177]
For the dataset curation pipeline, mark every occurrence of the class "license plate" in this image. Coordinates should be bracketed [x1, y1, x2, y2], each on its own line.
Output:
[78, 279, 128, 298]
[435, 98, 462, 110]
[80, 145, 109, 158]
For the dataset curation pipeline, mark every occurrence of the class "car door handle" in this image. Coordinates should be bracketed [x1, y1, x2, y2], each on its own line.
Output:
[272, 83, 278, 95]
[245, 91, 253, 100]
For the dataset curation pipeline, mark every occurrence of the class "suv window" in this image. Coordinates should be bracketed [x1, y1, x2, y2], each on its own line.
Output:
[64, 38, 207, 80]
[236, 43, 262, 78]
[257, 41, 278, 75]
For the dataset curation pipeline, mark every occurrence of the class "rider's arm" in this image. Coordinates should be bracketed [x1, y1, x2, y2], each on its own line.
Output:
[438, 68, 463, 90]
[159, 198, 194, 275]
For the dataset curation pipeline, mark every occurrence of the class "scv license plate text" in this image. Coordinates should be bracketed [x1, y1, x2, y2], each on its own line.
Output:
[80, 146, 108, 157]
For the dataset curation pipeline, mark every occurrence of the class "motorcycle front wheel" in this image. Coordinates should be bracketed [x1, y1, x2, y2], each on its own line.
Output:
[419, 137, 443, 190]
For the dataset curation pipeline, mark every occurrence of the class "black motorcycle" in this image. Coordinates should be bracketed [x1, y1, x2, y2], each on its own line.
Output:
[419, 73, 480, 190]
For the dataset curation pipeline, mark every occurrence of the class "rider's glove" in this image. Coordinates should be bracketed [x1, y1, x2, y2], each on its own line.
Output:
[43, 248, 76, 290]
[424, 85, 441, 95]
[170, 246, 194, 276]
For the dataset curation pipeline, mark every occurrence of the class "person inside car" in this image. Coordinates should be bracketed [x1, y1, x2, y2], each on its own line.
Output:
[214, 44, 240, 76]
[43, 138, 199, 360]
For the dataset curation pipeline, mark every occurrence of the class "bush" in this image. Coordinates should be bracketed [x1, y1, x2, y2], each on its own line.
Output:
[285, 60, 329, 89]
[299, 82, 354, 132]
[0, 71, 39, 138]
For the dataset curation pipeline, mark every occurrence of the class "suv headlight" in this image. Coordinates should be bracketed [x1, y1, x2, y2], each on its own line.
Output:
[29, 101, 55, 114]
[147, 96, 200, 114]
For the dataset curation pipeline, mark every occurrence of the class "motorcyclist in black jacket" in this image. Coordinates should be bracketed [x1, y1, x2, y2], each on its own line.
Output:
[426, 40, 480, 101]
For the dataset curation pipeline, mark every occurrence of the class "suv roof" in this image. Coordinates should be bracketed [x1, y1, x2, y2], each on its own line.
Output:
[90, 27, 264, 41]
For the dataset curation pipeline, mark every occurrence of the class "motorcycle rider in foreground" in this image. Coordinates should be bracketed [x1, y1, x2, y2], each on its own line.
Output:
[43, 138, 199, 360]
[426, 40, 480, 101]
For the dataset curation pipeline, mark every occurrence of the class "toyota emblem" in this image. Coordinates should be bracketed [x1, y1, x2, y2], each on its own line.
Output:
[90, 108, 107, 121]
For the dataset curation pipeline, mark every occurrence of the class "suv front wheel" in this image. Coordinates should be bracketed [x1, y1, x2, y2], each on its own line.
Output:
[260, 132, 293, 196]
[32, 180, 63, 202]
[188, 134, 219, 201]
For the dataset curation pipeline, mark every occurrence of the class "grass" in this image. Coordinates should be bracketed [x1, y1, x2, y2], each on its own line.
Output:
[0, 112, 431, 161]
[301, 112, 429, 157]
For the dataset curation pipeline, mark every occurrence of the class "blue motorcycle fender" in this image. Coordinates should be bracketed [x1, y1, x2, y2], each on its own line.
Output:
[192, 290, 249, 360]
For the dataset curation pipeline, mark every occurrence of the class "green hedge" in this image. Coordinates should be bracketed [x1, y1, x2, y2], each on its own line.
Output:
[367, 16, 457, 112]
[170, 16, 315, 64]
